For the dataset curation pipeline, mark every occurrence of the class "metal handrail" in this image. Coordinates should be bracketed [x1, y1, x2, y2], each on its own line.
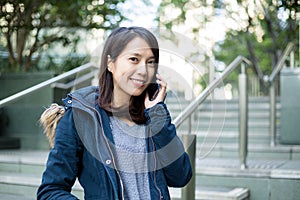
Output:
[52, 71, 96, 90]
[0, 62, 97, 108]
[266, 42, 295, 146]
[173, 55, 251, 128]
[174, 55, 251, 199]
[268, 42, 295, 83]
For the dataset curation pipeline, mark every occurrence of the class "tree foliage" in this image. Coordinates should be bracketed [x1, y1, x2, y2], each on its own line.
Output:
[158, 0, 299, 95]
[214, 0, 298, 72]
[214, 0, 298, 94]
[0, 0, 125, 72]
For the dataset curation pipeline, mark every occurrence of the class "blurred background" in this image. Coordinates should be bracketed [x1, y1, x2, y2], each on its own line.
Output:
[1, 0, 298, 96]
[0, 1, 300, 199]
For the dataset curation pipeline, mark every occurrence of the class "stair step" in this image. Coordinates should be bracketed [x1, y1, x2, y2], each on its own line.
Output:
[0, 193, 34, 200]
[0, 150, 47, 175]
[195, 158, 300, 200]
[2, 144, 299, 176]
[0, 171, 84, 199]
[0, 171, 250, 200]
[196, 143, 300, 160]
[170, 186, 249, 200]
[196, 158, 300, 177]
[179, 130, 281, 144]
[1, 150, 299, 200]
[0, 137, 20, 149]
[0, 172, 41, 198]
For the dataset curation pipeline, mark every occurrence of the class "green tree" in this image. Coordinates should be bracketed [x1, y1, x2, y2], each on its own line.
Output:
[214, 0, 299, 72]
[158, 0, 299, 95]
[214, 0, 299, 94]
[0, 0, 126, 72]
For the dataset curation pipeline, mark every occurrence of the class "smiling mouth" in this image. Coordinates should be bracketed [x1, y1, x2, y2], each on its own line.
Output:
[130, 78, 146, 86]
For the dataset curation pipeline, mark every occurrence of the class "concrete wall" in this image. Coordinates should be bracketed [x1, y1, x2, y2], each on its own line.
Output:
[0, 72, 54, 149]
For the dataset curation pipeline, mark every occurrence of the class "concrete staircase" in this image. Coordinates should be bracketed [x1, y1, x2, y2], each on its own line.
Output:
[166, 95, 300, 200]
[168, 96, 279, 138]
[0, 95, 299, 199]
[165, 95, 289, 159]
[0, 150, 250, 200]
[0, 150, 84, 199]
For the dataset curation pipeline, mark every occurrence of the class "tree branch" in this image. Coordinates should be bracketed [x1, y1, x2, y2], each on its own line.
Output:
[5, 31, 16, 65]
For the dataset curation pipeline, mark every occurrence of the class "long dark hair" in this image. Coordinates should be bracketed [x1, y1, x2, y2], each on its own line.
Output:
[98, 27, 159, 124]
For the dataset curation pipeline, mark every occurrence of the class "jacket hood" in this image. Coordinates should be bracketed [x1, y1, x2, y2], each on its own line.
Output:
[40, 86, 100, 149]
[63, 86, 116, 167]
[65, 86, 99, 108]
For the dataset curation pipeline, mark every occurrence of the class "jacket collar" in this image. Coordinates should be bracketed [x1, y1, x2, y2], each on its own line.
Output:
[63, 86, 98, 108]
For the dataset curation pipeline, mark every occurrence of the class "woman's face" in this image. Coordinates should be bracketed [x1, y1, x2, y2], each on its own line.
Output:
[108, 37, 156, 101]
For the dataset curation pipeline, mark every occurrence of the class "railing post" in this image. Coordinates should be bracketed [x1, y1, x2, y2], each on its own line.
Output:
[181, 134, 196, 200]
[238, 63, 248, 169]
[269, 81, 276, 146]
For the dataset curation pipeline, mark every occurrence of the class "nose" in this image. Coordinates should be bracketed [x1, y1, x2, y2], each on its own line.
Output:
[136, 63, 147, 76]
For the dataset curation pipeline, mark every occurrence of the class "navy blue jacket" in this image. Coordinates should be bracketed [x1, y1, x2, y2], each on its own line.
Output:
[37, 86, 192, 200]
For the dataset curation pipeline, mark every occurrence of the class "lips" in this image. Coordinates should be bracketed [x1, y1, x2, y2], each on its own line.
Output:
[130, 78, 146, 87]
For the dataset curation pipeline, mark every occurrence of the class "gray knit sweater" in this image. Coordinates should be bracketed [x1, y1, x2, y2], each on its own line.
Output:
[110, 116, 151, 200]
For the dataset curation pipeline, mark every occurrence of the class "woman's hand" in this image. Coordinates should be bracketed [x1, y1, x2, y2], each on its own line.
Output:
[145, 74, 167, 108]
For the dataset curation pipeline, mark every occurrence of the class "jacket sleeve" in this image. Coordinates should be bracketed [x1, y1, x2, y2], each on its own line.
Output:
[37, 108, 82, 200]
[145, 102, 193, 187]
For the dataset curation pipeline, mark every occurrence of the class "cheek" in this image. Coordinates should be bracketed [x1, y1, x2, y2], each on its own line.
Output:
[111, 62, 128, 80]
[147, 66, 156, 74]
[148, 68, 156, 80]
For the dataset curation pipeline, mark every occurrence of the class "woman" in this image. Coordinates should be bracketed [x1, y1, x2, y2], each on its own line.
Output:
[37, 26, 192, 200]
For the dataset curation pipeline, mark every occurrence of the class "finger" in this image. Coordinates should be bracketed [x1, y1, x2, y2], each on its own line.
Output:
[158, 81, 167, 94]
[156, 84, 167, 102]
[156, 73, 165, 82]
[144, 92, 151, 108]
[145, 91, 149, 100]
[156, 74, 167, 88]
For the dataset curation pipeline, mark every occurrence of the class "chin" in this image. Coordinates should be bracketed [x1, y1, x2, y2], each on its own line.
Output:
[131, 90, 145, 97]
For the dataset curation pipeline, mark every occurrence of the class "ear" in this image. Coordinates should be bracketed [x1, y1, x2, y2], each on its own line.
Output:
[107, 56, 114, 73]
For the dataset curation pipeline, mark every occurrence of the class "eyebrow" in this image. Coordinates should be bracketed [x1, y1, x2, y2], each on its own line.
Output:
[129, 53, 155, 60]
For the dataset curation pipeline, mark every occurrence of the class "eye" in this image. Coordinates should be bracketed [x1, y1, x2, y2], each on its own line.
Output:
[129, 57, 139, 63]
[147, 59, 156, 67]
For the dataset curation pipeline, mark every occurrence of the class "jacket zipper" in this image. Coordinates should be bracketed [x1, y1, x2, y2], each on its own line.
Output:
[149, 129, 163, 199]
[71, 96, 125, 200]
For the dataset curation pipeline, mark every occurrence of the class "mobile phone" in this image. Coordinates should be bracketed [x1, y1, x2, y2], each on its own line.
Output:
[148, 83, 160, 101]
